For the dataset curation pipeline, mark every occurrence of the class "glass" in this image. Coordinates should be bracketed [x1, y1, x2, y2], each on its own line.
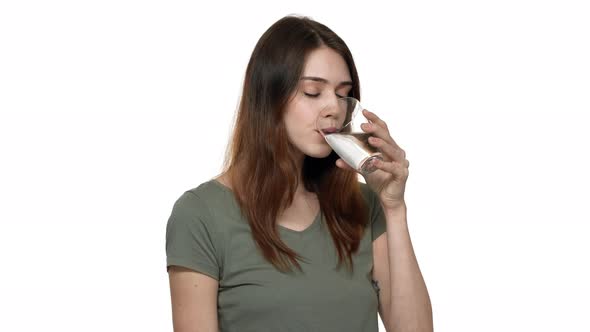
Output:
[315, 97, 383, 175]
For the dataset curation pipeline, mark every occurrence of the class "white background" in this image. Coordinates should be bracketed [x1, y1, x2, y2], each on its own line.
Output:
[1, 1, 589, 331]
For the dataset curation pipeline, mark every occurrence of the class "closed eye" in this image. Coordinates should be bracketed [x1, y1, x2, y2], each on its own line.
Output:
[304, 93, 346, 98]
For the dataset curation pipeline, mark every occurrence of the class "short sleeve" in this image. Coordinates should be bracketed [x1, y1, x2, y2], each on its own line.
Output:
[369, 188, 387, 242]
[165, 191, 221, 280]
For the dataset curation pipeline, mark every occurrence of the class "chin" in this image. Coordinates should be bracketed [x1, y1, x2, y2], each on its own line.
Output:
[303, 144, 333, 159]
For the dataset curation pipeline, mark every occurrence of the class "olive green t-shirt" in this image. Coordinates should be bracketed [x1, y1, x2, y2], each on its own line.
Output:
[165, 179, 387, 332]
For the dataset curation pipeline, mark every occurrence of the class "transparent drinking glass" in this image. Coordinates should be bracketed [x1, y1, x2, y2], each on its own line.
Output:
[315, 97, 384, 175]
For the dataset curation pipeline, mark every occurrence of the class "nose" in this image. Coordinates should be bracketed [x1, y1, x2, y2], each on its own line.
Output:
[317, 97, 348, 134]
[321, 95, 344, 120]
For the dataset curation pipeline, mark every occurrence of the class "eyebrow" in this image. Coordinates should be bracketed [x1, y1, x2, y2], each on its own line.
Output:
[300, 76, 353, 87]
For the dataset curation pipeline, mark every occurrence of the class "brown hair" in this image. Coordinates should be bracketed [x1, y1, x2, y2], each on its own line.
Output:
[220, 15, 369, 273]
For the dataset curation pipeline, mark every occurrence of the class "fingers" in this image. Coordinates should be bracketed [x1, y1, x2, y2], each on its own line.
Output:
[361, 122, 391, 141]
[373, 158, 410, 177]
[361, 109, 400, 149]
[368, 136, 406, 161]
[360, 109, 405, 161]
[362, 109, 388, 131]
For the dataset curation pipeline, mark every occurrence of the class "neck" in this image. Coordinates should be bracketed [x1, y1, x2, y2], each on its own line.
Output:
[294, 154, 310, 197]
[226, 154, 313, 197]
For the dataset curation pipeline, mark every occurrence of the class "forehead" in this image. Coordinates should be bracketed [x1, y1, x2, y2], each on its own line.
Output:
[301, 47, 351, 84]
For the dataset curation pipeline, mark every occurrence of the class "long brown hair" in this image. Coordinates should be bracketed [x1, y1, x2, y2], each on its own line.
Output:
[220, 15, 369, 274]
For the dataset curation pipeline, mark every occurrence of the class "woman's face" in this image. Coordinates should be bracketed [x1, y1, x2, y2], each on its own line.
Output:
[283, 47, 353, 160]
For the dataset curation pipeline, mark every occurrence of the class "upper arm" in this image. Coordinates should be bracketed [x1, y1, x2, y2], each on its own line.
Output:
[373, 232, 392, 331]
[168, 266, 219, 332]
[165, 190, 224, 331]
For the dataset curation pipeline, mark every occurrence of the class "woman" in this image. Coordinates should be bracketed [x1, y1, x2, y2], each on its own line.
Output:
[166, 15, 432, 332]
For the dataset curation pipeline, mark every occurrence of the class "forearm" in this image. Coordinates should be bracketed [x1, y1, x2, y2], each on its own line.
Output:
[385, 203, 433, 332]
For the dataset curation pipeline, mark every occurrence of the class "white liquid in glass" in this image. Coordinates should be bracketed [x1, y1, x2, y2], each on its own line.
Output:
[325, 132, 382, 173]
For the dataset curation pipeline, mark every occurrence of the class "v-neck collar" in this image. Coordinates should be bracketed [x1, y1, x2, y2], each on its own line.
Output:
[277, 209, 322, 236]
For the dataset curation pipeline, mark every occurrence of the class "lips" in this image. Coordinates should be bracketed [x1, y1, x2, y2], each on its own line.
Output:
[321, 127, 339, 134]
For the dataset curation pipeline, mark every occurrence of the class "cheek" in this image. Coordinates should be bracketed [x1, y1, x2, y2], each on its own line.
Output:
[286, 99, 316, 130]
[298, 97, 320, 122]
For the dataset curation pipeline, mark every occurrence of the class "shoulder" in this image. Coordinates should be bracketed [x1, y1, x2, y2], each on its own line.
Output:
[181, 178, 232, 203]
[171, 179, 242, 228]
[170, 180, 233, 220]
